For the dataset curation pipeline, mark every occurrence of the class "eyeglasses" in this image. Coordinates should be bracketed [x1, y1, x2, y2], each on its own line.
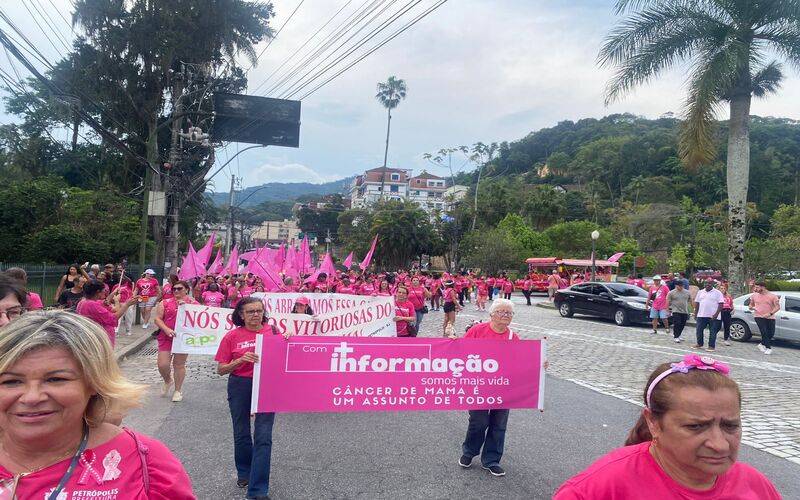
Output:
[173, 287, 186, 291]
[0, 307, 25, 320]
[243, 310, 264, 316]
[492, 311, 514, 318]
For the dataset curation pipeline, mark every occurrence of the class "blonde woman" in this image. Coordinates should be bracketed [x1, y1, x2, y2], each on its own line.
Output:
[0, 311, 195, 498]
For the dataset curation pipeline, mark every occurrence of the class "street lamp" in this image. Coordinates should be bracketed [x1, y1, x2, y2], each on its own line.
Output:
[591, 230, 600, 281]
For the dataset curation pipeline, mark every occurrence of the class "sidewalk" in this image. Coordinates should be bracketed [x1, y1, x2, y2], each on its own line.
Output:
[114, 324, 156, 362]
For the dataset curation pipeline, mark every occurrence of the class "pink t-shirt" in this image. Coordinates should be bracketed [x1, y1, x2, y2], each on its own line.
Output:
[554, 441, 780, 500]
[464, 322, 519, 340]
[407, 286, 426, 310]
[76, 299, 118, 345]
[135, 278, 159, 297]
[750, 291, 780, 318]
[337, 285, 356, 295]
[201, 291, 225, 307]
[0, 430, 195, 499]
[26, 292, 43, 310]
[360, 283, 375, 296]
[394, 300, 415, 336]
[215, 325, 276, 378]
[502, 281, 514, 293]
[649, 284, 670, 310]
[548, 275, 560, 287]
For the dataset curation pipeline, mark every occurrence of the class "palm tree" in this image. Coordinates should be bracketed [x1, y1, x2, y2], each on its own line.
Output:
[599, 0, 800, 295]
[375, 76, 407, 196]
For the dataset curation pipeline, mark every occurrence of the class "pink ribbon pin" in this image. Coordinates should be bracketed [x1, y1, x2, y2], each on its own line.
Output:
[77, 450, 104, 485]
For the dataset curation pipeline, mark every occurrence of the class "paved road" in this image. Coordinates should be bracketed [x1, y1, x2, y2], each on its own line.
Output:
[120, 293, 800, 499]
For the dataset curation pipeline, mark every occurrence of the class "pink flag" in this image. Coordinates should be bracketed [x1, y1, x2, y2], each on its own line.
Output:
[299, 236, 312, 273]
[249, 258, 284, 291]
[608, 252, 625, 263]
[319, 252, 336, 277]
[196, 231, 217, 267]
[359, 235, 378, 270]
[226, 245, 239, 275]
[343, 252, 354, 269]
[274, 243, 285, 270]
[285, 245, 296, 272]
[178, 243, 202, 280]
[208, 248, 224, 275]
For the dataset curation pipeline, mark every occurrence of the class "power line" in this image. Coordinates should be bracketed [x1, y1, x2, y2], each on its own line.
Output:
[19, 0, 69, 56]
[249, 0, 354, 94]
[277, 0, 413, 99]
[245, 0, 307, 73]
[26, 0, 72, 51]
[295, 0, 449, 100]
[264, 0, 388, 96]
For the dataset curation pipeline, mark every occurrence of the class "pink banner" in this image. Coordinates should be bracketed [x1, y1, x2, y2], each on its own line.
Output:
[252, 336, 546, 413]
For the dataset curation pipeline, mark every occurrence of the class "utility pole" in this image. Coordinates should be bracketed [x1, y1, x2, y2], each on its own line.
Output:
[225, 175, 239, 257]
[164, 70, 186, 276]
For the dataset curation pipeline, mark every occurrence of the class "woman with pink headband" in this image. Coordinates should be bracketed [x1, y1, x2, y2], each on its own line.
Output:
[555, 355, 780, 499]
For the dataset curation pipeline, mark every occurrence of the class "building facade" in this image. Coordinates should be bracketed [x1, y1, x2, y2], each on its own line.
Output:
[250, 219, 302, 246]
[407, 171, 447, 212]
[350, 166, 467, 215]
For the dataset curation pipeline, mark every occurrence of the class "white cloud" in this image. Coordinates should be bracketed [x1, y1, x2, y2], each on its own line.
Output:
[248, 161, 341, 185]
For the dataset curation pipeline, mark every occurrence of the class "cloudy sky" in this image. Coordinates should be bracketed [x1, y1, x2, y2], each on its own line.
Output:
[2, 0, 800, 193]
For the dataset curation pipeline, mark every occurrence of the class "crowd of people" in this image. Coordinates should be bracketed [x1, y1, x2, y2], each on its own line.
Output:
[0, 260, 787, 499]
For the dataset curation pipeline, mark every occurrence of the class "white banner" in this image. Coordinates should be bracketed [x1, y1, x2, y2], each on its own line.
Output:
[173, 294, 396, 355]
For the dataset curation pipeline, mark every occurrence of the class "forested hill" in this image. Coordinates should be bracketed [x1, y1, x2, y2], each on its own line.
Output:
[206, 177, 352, 207]
[463, 113, 800, 220]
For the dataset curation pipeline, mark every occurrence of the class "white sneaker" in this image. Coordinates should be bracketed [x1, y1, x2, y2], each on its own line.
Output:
[764, 349, 772, 355]
[758, 344, 766, 352]
[171, 391, 183, 402]
[142, 323, 149, 329]
[161, 380, 172, 397]
[674, 337, 681, 343]
[724, 340, 731, 346]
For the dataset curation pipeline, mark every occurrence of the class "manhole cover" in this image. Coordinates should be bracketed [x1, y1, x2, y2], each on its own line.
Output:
[135, 343, 159, 357]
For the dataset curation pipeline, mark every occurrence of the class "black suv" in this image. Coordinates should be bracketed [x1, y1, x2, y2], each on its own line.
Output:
[554, 282, 651, 326]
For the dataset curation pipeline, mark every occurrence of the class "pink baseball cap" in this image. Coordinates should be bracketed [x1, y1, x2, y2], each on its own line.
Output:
[295, 296, 310, 305]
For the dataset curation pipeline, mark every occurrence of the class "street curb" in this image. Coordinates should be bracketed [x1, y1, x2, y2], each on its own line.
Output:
[115, 332, 153, 363]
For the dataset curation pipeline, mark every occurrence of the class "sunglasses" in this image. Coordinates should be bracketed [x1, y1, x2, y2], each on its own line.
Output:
[173, 286, 186, 291]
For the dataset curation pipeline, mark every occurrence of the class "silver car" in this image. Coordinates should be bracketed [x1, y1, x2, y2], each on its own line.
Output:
[729, 291, 800, 342]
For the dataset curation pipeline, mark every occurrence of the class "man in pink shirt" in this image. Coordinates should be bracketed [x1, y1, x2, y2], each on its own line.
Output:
[749, 281, 781, 355]
[547, 270, 560, 302]
[646, 275, 670, 335]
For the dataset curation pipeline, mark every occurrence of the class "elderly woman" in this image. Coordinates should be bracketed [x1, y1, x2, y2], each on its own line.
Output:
[0, 311, 194, 498]
[0, 273, 26, 328]
[76, 281, 139, 346]
[153, 280, 197, 403]
[554, 355, 780, 499]
[215, 297, 279, 499]
[458, 298, 519, 477]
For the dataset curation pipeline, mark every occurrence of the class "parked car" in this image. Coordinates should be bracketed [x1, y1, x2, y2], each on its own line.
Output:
[554, 282, 650, 326]
[729, 291, 800, 342]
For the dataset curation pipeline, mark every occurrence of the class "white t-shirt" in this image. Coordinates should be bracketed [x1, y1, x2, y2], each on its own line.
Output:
[695, 288, 724, 318]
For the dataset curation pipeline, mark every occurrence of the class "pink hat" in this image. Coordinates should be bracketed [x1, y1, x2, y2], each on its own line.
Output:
[295, 296, 310, 305]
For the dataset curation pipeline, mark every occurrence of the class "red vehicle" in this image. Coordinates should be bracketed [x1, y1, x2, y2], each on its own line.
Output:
[524, 257, 619, 289]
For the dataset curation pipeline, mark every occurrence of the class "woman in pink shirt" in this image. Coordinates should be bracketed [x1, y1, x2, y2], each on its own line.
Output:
[376, 280, 392, 296]
[153, 281, 197, 403]
[442, 280, 460, 337]
[0, 312, 194, 499]
[555, 355, 780, 499]
[720, 282, 734, 346]
[393, 286, 417, 337]
[76, 281, 139, 346]
[134, 270, 161, 329]
[201, 283, 225, 307]
[408, 276, 431, 330]
[458, 298, 519, 477]
[215, 297, 279, 498]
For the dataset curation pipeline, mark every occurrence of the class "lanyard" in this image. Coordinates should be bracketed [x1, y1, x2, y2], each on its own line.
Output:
[47, 423, 89, 500]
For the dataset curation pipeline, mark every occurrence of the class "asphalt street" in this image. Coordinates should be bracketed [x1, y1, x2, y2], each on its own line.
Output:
[120, 293, 800, 499]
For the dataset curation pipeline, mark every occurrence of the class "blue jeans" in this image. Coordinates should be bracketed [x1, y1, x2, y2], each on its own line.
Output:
[695, 317, 721, 348]
[227, 375, 275, 497]
[415, 309, 424, 331]
[462, 409, 510, 467]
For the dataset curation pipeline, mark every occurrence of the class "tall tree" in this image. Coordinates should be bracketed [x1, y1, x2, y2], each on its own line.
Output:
[375, 76, 407, 196]
[599, 0, 800, 294]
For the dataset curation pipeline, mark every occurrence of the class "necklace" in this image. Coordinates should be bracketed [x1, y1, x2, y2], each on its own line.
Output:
[0, 435, 83, 475]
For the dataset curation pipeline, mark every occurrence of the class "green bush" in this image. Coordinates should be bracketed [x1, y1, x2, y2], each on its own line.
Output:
[764, 280, 800, 292]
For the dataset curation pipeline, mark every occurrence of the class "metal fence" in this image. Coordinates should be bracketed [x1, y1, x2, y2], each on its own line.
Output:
[0, 263, 166, 307]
